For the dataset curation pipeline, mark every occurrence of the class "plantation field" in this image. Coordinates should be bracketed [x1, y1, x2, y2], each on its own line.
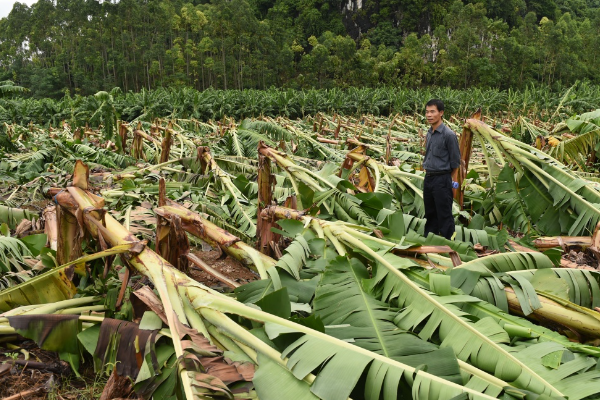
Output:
[2, 83, 600, 126]
[1, 98, 600, 399]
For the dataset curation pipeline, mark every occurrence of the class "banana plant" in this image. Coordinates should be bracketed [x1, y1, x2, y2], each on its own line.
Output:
[34, 161, 514, 400]
[262, 206, 600, 399]
[467, 119, 600, 236]
[197, 147, 257, 237]
[0, 81, 28, 98]
[548, 109, 600, 168]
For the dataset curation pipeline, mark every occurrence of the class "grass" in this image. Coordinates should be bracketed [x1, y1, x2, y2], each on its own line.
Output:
[47, 372, 108, 400]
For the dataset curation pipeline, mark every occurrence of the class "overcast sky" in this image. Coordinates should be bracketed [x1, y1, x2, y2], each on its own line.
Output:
[0, 0, 37, 19]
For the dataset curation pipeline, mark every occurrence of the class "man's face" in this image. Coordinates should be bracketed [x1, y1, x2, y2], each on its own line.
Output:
[425, 105, 444, 126]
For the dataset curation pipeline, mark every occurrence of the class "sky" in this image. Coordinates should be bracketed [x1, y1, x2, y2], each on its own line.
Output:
[0, 0, 37, 19]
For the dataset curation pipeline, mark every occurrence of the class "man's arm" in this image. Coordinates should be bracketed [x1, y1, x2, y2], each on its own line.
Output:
[451, 168, 459, 188]
[448, 130, 461, 188]
[447, 130, 461, 171]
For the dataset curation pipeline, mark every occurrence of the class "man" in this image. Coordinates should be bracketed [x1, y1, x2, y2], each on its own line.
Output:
[422, 99, 461, 240]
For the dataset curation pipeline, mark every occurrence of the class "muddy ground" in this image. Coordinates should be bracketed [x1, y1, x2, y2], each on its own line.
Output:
[189, 249, 258, 289]
[0, 344, 102, 400]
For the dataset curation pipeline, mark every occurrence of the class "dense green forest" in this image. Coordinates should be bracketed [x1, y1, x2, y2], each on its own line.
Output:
[1, 0, 600, 97]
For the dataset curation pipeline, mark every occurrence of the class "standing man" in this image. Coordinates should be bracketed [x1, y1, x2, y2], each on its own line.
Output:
[422, 99, 461, 240]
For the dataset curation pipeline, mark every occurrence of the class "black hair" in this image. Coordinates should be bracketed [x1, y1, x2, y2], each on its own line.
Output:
[426, 99, 445, 112]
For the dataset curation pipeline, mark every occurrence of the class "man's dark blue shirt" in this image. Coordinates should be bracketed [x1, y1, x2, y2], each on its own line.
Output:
[422, 123, 461, 172]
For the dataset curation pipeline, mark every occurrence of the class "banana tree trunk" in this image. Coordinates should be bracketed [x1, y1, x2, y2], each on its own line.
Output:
[260, 206, 306, 222]
[131, 130, 145, 160]
[505, 288, 600, 338]
[134, 127, 161, 145]
[155, 202, 275, 276]
[117, 121, 128, 154]
[455, 122, 475, 208]
[56, 202, 82, 265]
[257, 152, 279, 257]
[154, 180, 190, 273]
[50, 185, 200, 399]
[159, 122, 173, 163]
[534, 237, 592, 249]
[43, 205, 57, 251]
[317, 136, 340, 145]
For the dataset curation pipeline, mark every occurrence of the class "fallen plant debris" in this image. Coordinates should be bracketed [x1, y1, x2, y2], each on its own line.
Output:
[2, 111, 600, 399]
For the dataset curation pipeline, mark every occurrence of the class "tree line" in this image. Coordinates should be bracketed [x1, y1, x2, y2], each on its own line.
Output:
[0, 0, 599, 97]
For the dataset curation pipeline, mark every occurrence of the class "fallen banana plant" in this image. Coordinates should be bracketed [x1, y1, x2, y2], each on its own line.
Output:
[35, 160, 551, 399]
[197, 146, 257, 237]
[341, 145, 427, 217]
[0, 242, 140, 311]
[262, 205, 600, 398]
[0, 205, 38, 229]
[468, 119, 600, 235]
[6, 111, 600, 400]
[258, 142, 377, 226]
[154, 201, 274, 278]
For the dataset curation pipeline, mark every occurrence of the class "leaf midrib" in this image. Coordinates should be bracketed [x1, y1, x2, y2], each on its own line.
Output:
[347, 263, 391, 359]
[340, 231, 563, 397]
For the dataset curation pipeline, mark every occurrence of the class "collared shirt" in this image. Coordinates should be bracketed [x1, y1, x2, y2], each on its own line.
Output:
[422, 123, 461, 172]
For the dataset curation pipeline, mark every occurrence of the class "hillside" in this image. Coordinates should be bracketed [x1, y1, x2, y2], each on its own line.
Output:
[1, 0, 600, 96]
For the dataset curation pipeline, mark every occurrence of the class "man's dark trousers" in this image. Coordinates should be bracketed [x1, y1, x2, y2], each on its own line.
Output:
[423, 172, 455, 239]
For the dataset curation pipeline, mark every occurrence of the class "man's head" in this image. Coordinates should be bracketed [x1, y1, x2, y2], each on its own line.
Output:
[425, 99, 444, 128]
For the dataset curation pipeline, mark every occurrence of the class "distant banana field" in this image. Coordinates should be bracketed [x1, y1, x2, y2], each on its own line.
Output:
[2, 83, 600, 127]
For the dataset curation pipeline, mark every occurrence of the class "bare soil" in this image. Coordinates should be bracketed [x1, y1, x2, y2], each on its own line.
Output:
[0, 340, 108, 400]
[189, 249, 258, 290]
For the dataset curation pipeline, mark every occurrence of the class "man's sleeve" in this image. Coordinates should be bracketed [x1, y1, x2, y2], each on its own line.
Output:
[447, 130, 461, 169]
